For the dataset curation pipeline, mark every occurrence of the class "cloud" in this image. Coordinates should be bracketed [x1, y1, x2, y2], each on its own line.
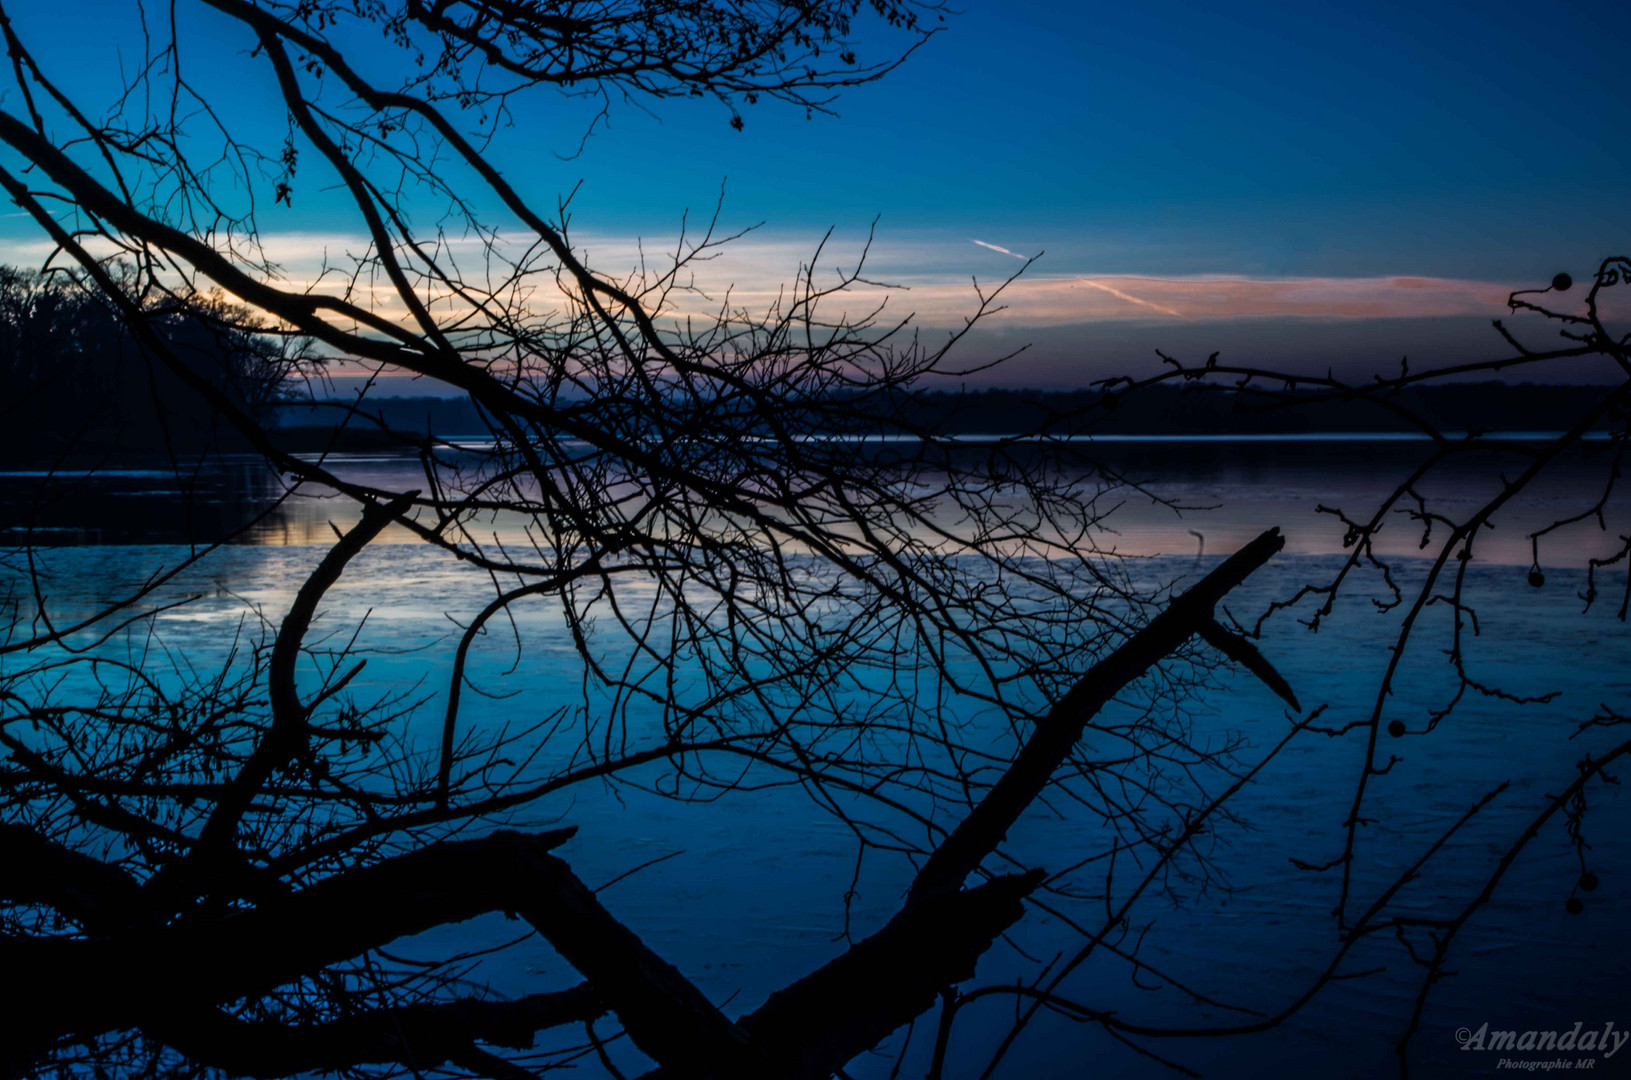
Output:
[890, 273, 1517, 326]
[0, 224, 1525, 332]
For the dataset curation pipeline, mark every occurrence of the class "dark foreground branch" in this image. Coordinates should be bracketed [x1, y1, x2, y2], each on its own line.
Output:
[735, 869, 1046, 1080]
[154, 985, 603, 1078]
[909, 527, 1291, 905]
[5, 826, 764, 1078]
[640, 535, 1288, 1077]
[4, 532, 1290, 1080]
[6, 831, 554, 1046]
[0, 822, 142, 933]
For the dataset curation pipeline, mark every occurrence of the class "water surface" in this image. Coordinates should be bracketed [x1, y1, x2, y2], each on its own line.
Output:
[3, 442, 1628, 1078]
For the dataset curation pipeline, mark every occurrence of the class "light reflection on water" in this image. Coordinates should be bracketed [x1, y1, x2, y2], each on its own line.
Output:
[4, 543, 1627, 1077]
[2, 439, 1628, 566]
[3, 443, 1630, 1077]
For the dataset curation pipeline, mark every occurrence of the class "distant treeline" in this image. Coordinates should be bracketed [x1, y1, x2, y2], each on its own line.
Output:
[276, 397, 493, 439]
[871, 383, 1617, 435]
[4, 255, 1614, 463]
[0, 266, 299, 459]
[278, 382, 1618, 444]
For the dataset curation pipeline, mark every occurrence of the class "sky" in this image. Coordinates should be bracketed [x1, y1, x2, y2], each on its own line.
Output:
[1, 0, 1628, 386]
[545, 2, 1629, 278]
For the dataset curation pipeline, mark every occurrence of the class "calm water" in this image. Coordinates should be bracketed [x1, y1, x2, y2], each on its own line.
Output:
[4, 442, 1630, 1078]
[6, 437, 1629, 564]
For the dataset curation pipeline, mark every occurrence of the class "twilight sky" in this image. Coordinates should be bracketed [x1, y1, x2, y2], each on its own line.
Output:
[552, 1, 1629, 278]
[2, 0, 1628, 386]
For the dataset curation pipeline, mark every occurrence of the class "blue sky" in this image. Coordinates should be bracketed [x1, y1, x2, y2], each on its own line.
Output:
[2, 0, 1627, 385]
[511, 0, 1629, 280]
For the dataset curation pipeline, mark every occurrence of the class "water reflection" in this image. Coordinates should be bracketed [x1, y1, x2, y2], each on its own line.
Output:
[3, 442, 1629, 1079]
[2, 438, 1627, 566]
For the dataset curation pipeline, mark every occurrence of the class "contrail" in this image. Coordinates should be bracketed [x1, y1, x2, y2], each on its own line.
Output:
[971, 238, 1030, 260]
[1076, 278, 1188, 319]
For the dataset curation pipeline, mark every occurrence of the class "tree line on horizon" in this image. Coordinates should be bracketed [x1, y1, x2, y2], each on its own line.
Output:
[280, 380, 1619, 446]
[1, 255, 1608, 461]
[0, 265, 306, 458]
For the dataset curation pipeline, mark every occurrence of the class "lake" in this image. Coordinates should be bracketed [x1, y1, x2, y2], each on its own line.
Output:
[4, 439, 1629, 1078]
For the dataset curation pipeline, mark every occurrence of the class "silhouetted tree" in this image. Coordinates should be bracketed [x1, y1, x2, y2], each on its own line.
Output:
[952, 264, 1631, 1077]
[0, 3, 1627, 1079]
[0, 264, 313, 456]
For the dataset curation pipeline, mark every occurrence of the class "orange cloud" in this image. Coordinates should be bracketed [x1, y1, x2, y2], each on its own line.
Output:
[0, 228, 1525, 330]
